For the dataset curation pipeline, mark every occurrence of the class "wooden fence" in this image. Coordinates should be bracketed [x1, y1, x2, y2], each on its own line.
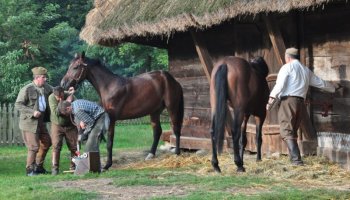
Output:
[0, 103, 170, 146]
[0, 103, 23, 146]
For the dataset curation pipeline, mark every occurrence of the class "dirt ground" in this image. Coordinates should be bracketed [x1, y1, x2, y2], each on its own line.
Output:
[53, 147, 350, 199]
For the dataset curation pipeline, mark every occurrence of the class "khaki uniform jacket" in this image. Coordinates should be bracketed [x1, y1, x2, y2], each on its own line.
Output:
[48, 93, 75, 126]
[15, 82, 53, 133]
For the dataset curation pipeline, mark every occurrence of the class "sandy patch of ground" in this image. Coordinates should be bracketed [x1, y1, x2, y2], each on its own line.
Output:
[53, 178, 194, 200]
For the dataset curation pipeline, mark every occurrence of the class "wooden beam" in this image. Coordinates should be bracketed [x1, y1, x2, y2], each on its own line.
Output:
[263, 15, 286, 66]
[190, 29, 213, 81]
[298, 12, 307, 65]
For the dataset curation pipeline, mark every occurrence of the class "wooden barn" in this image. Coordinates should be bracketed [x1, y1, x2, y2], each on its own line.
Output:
[81, 0, 350, 169]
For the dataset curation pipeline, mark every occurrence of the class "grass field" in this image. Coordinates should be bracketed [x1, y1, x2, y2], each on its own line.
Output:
[1, 123, 350, 200]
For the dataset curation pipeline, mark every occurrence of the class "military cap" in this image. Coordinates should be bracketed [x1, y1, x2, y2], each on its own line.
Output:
[285, 47, 299, 56]
[32, 66, 47, 75]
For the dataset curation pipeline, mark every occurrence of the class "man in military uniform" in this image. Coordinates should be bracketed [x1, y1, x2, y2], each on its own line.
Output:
[49, 86, 78, 175]
[15, 66, 53, 176]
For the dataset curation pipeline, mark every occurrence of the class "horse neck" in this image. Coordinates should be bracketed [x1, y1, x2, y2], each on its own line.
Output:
[85, 64, 123, 96]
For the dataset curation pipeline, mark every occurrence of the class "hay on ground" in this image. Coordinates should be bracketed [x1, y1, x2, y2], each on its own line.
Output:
[111, 150, 350, 189]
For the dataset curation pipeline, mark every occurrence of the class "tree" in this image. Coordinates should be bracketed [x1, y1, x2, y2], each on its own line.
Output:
[0, 1, 83, 102]
[82, 43, 168, 77]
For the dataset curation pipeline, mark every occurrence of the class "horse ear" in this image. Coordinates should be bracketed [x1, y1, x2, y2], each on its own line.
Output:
[74, 53, 79, 58]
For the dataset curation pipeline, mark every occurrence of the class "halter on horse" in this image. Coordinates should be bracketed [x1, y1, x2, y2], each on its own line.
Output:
[61, 52, 184, 170]
[210, 56, 269, 172]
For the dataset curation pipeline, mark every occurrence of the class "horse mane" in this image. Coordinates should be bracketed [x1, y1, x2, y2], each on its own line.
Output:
[250, 56, 269, 78]
[85, 57, 102, 67]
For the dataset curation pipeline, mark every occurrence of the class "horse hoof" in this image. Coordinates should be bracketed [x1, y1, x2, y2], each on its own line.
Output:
[171, 148, 180, 155]
[237, 167, 246, 173]
[101, 168, 108, 173]
[170, 148, 176, 154]
[213, 166, 221, 173]
[103, 164, 111, 170]
[256, 159, 262, 162]
[145, 153, 155, 160]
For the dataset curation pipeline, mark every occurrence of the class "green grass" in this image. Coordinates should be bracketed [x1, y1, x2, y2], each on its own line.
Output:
[1, 123, 350, 200]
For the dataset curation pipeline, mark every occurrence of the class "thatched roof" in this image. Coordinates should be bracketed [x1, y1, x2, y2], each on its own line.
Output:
[80, 0, 333, 46]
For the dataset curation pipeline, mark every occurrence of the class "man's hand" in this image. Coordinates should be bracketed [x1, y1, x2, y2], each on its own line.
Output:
[33, 111, 41, 118]
[335, 83, 343, 91]
[266, 97, 276, 111]
[335, 83, 344, 96]
[79, 121, 86, 129]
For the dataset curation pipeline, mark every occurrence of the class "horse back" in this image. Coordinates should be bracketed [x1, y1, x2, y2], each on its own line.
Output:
[117, 70, 182, 119]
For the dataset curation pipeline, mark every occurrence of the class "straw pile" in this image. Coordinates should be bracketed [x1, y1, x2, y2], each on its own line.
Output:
[111, 150, 350, 189]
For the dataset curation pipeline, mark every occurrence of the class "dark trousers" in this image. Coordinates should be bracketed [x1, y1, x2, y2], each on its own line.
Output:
[278, 96, 305, 140]
[84, 113, 109, 152]
[51, 123, 78, 170]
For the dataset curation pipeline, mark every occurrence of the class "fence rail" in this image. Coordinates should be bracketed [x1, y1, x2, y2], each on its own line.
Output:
[0, 103, 170, 146]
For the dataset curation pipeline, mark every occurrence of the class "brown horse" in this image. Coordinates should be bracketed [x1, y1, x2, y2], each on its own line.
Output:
[61, 52, 184, 170]
[210, 56, 269, 172]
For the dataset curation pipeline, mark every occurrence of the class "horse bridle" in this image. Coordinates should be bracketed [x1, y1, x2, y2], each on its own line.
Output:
[70, 61, 87, 82]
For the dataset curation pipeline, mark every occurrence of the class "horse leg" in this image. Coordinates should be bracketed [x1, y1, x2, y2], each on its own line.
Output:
[255, 116, 264, 162]
[240, 115, 249, 160]
[231, 110, 245, 172]
[145, 112, 163, 160]
[165, 85, 184, 156]
[210, 115, 221, 173]
[168, 109, 183, 156]
[103, 120, 115, 170]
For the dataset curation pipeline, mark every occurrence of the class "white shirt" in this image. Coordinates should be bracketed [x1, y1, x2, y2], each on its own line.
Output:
[38, 95, 46, 112]
[270, 59, 335, 99]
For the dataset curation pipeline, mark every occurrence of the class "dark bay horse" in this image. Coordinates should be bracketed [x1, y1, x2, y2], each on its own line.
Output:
[61, 52, 184, 170]
[210, 56, 269, 173]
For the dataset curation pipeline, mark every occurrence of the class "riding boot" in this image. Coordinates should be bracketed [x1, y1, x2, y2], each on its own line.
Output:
[52, 151, 60, 175]
[285, 139, 304, 166]
[35, 164, 49, 174]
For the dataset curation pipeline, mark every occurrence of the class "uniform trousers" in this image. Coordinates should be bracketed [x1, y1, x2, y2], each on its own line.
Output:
[21, 116, 52, 170]
[51, 123, 78, 170]
[278, 96, 305, 140]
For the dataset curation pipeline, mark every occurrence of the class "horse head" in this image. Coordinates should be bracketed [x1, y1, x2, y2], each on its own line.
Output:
[250, 56, 269, 78]
[61, 52, 88, 90]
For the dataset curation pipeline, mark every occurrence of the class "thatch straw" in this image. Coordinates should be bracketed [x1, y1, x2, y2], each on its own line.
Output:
[80, 0, 334, 46]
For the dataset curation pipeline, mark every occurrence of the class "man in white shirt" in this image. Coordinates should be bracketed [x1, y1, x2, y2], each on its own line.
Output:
[266, 47, 341, 165]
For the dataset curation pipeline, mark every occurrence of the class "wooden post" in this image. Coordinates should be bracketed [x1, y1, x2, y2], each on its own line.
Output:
[263, 14, 286, 66]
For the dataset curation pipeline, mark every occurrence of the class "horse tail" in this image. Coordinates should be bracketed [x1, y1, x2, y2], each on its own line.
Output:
[214, 64, 228, 154]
